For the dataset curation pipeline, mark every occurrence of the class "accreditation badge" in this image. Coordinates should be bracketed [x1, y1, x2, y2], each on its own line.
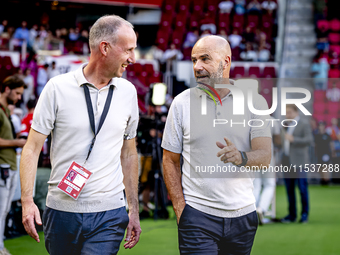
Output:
[57, 161, 92, 200]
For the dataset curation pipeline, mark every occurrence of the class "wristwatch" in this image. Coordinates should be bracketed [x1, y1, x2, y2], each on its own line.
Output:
[237, 151, 248, 167]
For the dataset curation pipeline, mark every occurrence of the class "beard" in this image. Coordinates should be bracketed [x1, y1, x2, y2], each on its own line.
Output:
[6, 97, 14, 105]
[196, 61, 224, 88]
[6, 90, 17, 105]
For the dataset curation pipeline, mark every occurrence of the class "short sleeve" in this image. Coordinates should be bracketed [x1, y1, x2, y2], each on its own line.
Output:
[31, 80, 57, 135]
[250, 94, 272, 140]
[124, 89, 139, 140]
[161, 99, 183, 154]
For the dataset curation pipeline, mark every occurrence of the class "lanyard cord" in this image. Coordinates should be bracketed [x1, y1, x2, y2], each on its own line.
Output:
[82, 84, 114, 164]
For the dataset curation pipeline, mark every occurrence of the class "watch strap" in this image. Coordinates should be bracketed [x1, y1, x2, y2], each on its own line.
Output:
[237, 151, 248, 167]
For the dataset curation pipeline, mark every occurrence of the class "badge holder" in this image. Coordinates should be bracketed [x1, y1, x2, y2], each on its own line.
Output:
[57, 162, 92, 199]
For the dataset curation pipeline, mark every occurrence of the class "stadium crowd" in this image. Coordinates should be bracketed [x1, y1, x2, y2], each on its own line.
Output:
[0, 19, 89, 54]
[156, 0, 278, 61]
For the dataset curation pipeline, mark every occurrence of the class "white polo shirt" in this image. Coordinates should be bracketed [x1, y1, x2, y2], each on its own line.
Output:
[162, 83, 271, 217]
[32, 64, 139, 213]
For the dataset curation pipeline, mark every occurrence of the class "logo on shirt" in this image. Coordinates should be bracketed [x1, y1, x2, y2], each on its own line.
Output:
[198, 83, 223, 107]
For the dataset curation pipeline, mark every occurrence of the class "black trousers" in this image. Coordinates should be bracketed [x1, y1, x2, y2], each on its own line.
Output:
[178, 204, 258, 255]
[282, 155, 309, 220]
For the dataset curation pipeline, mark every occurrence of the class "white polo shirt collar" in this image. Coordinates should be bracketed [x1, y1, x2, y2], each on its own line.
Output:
[75, 63, 118, 90]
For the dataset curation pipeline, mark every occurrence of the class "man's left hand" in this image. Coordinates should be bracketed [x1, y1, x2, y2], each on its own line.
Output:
[216, 137, 242, 165]
[124, 211, 142, 249]
[285, 133, 294, 142]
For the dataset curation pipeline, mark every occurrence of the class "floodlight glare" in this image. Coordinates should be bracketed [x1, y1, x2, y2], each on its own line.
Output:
[151, 83, 167, 106]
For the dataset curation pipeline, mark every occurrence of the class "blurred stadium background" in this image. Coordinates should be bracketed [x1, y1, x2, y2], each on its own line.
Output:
[1, 0, 340, 254]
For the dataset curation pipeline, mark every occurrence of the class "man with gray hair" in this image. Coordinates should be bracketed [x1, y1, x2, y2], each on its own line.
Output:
[20, 15, 141, 254]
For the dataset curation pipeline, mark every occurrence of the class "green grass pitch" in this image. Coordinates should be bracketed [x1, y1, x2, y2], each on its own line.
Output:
[4, 185, 340, 255]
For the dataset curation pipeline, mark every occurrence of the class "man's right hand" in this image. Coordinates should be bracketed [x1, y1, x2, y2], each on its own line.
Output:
[175, 202, 186, 224]
[22, 200, 42, 242]
[15, 138, 26, 147]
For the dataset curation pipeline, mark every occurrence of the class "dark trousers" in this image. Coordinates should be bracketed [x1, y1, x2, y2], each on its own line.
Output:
[282, 155, 309, 220]
[43, 206, 129, 255]
[178, 204, 258, 255]
[284, 178, 309, 220]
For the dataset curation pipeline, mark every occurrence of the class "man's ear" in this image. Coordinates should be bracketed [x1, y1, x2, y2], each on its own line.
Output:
[224, 55, 231, 69]
[99, 41, 109, 56]
[4, 86, 11, 95]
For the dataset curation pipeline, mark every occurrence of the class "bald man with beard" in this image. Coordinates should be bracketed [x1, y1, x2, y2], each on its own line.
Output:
[162, 36, 272, 254]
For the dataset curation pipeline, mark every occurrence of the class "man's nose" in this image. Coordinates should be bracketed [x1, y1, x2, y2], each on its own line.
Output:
[193, 61, 203, 73]
[129, 51, 136, 64]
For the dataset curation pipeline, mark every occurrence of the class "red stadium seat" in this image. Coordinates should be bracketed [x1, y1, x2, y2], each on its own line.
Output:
[261, 14, 273, 38]
[160, 12, 174, 27]
[163, 1, 176, 15]
[192, 0, 204, 16]
[260, 79, 274, 94]
[207, 3, 217, 17]
[143, 63, 154, 74]
[317, 20, 329, 30]
[262, 66, 276, 78]
[138, 77, 147, 87]
[263, 27, 274, 40]
[126, 64, 134, 72]
[328, 33, 340, 44]
[178, 0, 190, 15]
[160, 19, 172, 28]
[313, 114, 325, 124]
[156, 28, 171, 51]
[327, 101, 339, 114]
[133, 63, 143, 75]
[183, 47, 192, 60]
[233, 15, 245, 34]
[329, 45, 340, 55]
[148, 71, 162, 84]
[138, 71, 148, 86]
[157, 27, 171, 40]
[157, 40, 168, 51]
[126, 70, 135, 79]
[313, 90, 326, 102]
[248, 66, 261, 78]
[171, 29, 185, 48]
[218, 13, 230, 23]
[189, 15, 199, 29]
[0, 66, 11, 83]
[175, 14, 188, 28]
[262, 14, 273, 28]
[232, 66, 245, 78]
[138, 97, 147, 114]
[231, 47, 241, 61]
[313, 102, 327, 114]
[218, 13, 231, 33]
[329, 19, 340, 32]
[329, 69, 340, 78]
[247, 15, 259, 30]
[2, 56, 14, 69]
